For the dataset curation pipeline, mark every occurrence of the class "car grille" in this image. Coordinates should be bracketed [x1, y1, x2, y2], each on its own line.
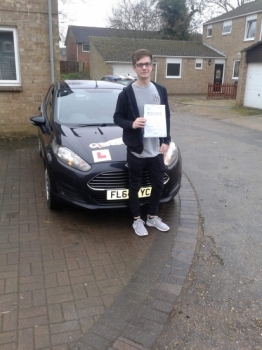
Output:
[88, 169, 169, 190]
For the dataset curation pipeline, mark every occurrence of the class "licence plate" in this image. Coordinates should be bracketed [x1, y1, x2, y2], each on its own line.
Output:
[107, 187, 152, 200]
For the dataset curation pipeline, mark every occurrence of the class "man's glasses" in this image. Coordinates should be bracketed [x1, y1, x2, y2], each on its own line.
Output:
[135, 62, 152, 68]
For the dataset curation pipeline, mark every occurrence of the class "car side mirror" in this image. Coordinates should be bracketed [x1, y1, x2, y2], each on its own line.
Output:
[30, 115, 45, 126]
[30, 116, 49, 134]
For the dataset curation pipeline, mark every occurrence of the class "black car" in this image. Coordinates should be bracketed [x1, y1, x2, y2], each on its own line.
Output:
[101, 74, 136, 86]
[30, 80, 182, 210]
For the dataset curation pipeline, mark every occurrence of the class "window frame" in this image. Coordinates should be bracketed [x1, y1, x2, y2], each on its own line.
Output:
[232, 60, 240, 80]
[222, 20, 232, 35]
[0, 27, 20, 86]
[244, 15, 257, 41]
[82, 44, 89, 52]
[260, 21, 262, 41]
[206, 25, 212, 37]
[166, 58, 182, 79]
[195, 58, 203, 70]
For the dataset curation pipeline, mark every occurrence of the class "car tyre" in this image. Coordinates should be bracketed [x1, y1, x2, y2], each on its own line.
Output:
[45, 168, 59, 210]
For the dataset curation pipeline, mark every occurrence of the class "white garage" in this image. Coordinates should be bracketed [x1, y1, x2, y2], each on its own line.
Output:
[243, 63, 262, 109]
[112, 64, 136, 78]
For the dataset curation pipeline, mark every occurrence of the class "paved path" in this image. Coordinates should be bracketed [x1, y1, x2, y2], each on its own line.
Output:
[0, 137, 199, 350]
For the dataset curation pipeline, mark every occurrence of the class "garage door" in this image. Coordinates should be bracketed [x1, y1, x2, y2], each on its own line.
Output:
[243, 63, 262, 109]
[112, 64, 136, 78]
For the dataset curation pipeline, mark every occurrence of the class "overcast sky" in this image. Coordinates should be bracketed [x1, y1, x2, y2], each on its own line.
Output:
[59, 0, 118, 28]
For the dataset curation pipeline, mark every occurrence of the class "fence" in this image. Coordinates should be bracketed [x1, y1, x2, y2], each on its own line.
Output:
[60, 61, 90, 74]
[207, 83, 238, 99]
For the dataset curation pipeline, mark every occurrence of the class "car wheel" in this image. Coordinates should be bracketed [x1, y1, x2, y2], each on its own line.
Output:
[45, 168, 58, 210]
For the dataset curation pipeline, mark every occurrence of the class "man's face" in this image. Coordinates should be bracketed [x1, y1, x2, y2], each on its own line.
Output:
[133, 56, 152, 80]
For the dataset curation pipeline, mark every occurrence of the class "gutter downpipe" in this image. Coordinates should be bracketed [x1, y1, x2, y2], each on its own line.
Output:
[48, 0, 55, 83]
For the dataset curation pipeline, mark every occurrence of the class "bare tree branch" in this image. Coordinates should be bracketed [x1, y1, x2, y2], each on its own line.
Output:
[58, 0, 89, 43]
[108, 0, 162, 32]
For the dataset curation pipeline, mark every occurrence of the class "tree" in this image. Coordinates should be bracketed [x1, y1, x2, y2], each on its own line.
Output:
[202, 0, 247, 12]
[108, 0, 162, 32]
[108, 0, 249, 40]
[155, 0, 194, 40]
[186, 0, 250, 33]
[58, 0, 89, 42]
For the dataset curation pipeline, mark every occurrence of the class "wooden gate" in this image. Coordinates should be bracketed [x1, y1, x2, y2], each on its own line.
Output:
[60, 61, 90, 74]
[207, 83, 237, 99]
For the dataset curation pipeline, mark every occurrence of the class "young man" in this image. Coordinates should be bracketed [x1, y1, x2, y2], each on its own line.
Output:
[113, 49, 171, 236]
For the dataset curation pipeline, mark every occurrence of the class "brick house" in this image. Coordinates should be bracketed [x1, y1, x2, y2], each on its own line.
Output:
[202, 0, 262, 107]
[0, 0, 60, 136]
[89, 36, 225, 95]
[65, 26, 161, 64]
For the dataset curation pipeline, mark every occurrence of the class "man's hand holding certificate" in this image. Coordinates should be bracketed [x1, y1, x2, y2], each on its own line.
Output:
[143, 104, 167, 138]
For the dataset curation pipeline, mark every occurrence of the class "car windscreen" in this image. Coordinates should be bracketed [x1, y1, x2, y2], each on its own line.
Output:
[56, 88, 121, 125]
[118, 80, 134, 86]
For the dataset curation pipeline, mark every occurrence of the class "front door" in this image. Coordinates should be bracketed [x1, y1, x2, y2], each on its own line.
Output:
[213, 64, 224, 84]
[213, 64, 224, 93]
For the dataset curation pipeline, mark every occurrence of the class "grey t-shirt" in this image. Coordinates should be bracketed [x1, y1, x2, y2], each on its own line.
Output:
[132, 82, 161, 158]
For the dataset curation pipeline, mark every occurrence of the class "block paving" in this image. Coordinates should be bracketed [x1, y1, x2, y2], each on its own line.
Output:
[0, 137, 199, 349]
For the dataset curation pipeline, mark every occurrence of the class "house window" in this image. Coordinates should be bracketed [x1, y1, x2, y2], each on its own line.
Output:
[222, 20, 232, 35]
[207, 25, 212, 37]
[232, 60, 240, 79]
[244, 15, 257, 40]
[260, 21, 262, 40]
[0, 27, 20, 85]
[82, 44, 89, 52]
[166, 58, 182, 78]
[195, 59, 203, 69]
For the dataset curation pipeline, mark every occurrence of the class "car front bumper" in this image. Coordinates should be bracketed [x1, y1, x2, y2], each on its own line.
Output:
[46, 151, 182, 210]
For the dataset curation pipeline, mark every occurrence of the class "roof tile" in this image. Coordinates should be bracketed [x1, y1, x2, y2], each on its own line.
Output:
[90, 37, 225, 61]
[67, 25, 160, 44]
[205, 0, 262, 24]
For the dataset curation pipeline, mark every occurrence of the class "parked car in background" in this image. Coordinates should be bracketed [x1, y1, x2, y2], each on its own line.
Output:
[29, 80, 182, 210]
[101, 74, 136, 86]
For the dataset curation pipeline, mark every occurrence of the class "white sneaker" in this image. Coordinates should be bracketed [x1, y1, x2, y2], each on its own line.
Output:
[132, 218, 148, 236]
[146, 215, 170, 232]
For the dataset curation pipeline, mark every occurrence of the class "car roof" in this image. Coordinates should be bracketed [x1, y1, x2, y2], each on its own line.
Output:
[102, 75, 135, 80]
[63, 80, 124, 90]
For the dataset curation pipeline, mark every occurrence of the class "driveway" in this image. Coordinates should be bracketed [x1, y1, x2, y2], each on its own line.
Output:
[1, 96, 261, 349]
[0, 135, 198, 349]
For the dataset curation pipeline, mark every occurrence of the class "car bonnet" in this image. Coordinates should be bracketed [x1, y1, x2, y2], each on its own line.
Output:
[56, 124, 126, 165]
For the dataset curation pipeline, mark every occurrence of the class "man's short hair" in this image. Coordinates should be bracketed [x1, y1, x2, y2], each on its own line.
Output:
[131, 49, 153, 66]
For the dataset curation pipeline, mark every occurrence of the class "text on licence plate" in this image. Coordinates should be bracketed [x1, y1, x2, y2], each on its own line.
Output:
[107, 187, 152, 200]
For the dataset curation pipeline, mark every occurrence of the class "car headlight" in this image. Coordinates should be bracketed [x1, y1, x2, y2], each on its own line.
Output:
[53, 143, 91, 172]
[164, 141, 179, 167]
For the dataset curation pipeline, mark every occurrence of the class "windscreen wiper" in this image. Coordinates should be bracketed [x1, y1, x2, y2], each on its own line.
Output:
[76, 123, 114, 127]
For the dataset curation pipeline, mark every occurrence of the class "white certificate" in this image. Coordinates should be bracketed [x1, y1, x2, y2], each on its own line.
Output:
[143, 104, 167, 138]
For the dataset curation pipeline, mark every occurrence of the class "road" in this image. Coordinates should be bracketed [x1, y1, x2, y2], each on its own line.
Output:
[153, 100, 262, 350]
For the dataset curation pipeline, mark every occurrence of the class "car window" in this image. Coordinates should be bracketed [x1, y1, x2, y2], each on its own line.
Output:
[56, 88, 121, 125]
[45, 86, 54, 123]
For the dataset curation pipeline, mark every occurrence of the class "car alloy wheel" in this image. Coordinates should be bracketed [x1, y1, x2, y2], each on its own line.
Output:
[45, 168, 58, 210]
